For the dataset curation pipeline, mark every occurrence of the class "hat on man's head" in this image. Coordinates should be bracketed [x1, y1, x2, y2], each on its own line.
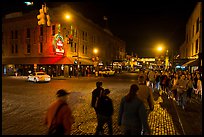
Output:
[96, 81, 102, 87]
[104, 89, 110, 95]
[56, 89, 70, 97]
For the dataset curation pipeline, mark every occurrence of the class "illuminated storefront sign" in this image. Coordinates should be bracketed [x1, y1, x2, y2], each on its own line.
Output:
[53, 34, 64, 55]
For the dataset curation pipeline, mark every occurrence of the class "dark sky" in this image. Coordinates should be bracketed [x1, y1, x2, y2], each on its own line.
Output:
[2, 1, 197, 57]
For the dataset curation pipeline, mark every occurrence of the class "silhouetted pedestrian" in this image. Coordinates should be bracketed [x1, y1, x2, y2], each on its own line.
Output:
[95, 89, 113, 135]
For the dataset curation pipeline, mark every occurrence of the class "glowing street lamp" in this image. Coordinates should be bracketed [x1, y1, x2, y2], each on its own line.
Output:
[93, 48, 99, 76]
[157, 46, 163, 52]
[93, 48, 98, 54]
[65, 14, 71, 20]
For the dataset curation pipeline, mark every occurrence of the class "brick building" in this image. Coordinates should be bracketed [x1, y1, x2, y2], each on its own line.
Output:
[179, 2, 202, 73]
[2, 4, 126, 76]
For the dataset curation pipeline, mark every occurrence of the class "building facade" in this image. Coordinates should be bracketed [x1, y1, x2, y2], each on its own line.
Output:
[179, 2, 202, 73]
[2, 4, 126, 76]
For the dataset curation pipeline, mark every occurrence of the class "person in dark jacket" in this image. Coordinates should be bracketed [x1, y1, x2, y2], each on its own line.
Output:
[118, 84, 150, 135]
[91, 81, 104, 113]
[95, 89, 113, 135]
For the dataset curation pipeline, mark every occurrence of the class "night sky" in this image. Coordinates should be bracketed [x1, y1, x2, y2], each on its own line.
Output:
[2, 1, 197, 57]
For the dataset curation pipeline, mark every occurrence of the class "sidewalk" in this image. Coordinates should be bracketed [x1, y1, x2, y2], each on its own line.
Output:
[51, 75, 101, 80]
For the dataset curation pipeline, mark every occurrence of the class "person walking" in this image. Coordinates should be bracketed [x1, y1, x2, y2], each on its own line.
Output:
[91, 81, 104, 114]
[148, 70, 156, 92]
[196, 73, 202, 100]
[91, 81, 105, 134]
[186, 74, 194, 103]
[137, 75, 154, 112]
[176, 74, 188, 109]
[118, 84, 150, 135]
[45, 89, 75, 135]
[95, 89, 113, 135]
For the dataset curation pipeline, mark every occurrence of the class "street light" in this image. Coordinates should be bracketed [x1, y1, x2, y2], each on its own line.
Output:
[156, 44, 169, 70]
[65, 13, 80, 77]
[93, 48, 99, 76]
[157, 46, 163, 52]
[93, 48, 98, 54]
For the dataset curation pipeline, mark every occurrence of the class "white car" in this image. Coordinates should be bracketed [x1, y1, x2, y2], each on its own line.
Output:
[99, 69, 115, 76]
[27, 72, 51, 83]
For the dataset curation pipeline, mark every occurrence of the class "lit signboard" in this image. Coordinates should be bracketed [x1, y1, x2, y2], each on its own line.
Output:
[53, 34, 64, 55]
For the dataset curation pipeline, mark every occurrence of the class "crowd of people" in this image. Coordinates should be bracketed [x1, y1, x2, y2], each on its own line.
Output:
[44, 69, 202, 135]
[142, 69, 202, 110]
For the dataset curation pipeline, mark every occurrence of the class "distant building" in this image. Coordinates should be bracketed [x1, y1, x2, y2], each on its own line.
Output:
[2, 4, 126, 76]
[179, 2, 202, 73]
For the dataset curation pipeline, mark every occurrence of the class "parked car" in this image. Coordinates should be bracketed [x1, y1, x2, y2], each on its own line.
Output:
[27, 72, 51, 83]
[99, 69, 115, 76]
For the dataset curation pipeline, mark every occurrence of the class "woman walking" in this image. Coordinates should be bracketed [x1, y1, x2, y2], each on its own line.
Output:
[118, 84, 150, 135]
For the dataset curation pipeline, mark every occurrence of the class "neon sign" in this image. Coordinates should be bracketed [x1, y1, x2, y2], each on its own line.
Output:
[53, 34, 64, 55]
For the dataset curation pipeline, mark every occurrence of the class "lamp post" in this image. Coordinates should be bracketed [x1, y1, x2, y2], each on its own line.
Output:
[93, 48, 99, 76]
[156, 45, 169, 71]
[65, 13, 79, 77]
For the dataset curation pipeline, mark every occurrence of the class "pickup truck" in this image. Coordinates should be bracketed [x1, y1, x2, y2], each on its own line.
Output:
[98, 69, 115, 76]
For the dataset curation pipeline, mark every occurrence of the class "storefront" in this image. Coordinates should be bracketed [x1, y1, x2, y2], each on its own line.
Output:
[2, 56, 94, 77]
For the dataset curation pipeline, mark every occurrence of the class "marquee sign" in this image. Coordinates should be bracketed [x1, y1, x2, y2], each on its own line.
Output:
[53, 34, 64, 55]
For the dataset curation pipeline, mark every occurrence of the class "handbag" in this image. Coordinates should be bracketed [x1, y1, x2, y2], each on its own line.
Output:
[47, 103, 66, 135]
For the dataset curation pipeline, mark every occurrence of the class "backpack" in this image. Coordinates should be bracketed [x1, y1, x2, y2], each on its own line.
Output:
[47, 103, 66, 135]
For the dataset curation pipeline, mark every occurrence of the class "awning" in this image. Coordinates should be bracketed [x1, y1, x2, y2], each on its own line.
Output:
[182, 59, 199, 67]
[2, 56, 94, 65]
[78, 58, 94, 65]
[2, 57, 74, 65]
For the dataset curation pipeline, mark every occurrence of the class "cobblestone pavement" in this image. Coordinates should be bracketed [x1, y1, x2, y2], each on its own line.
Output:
[69, 89, 180, 135]
[3, 76, 201, 135]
